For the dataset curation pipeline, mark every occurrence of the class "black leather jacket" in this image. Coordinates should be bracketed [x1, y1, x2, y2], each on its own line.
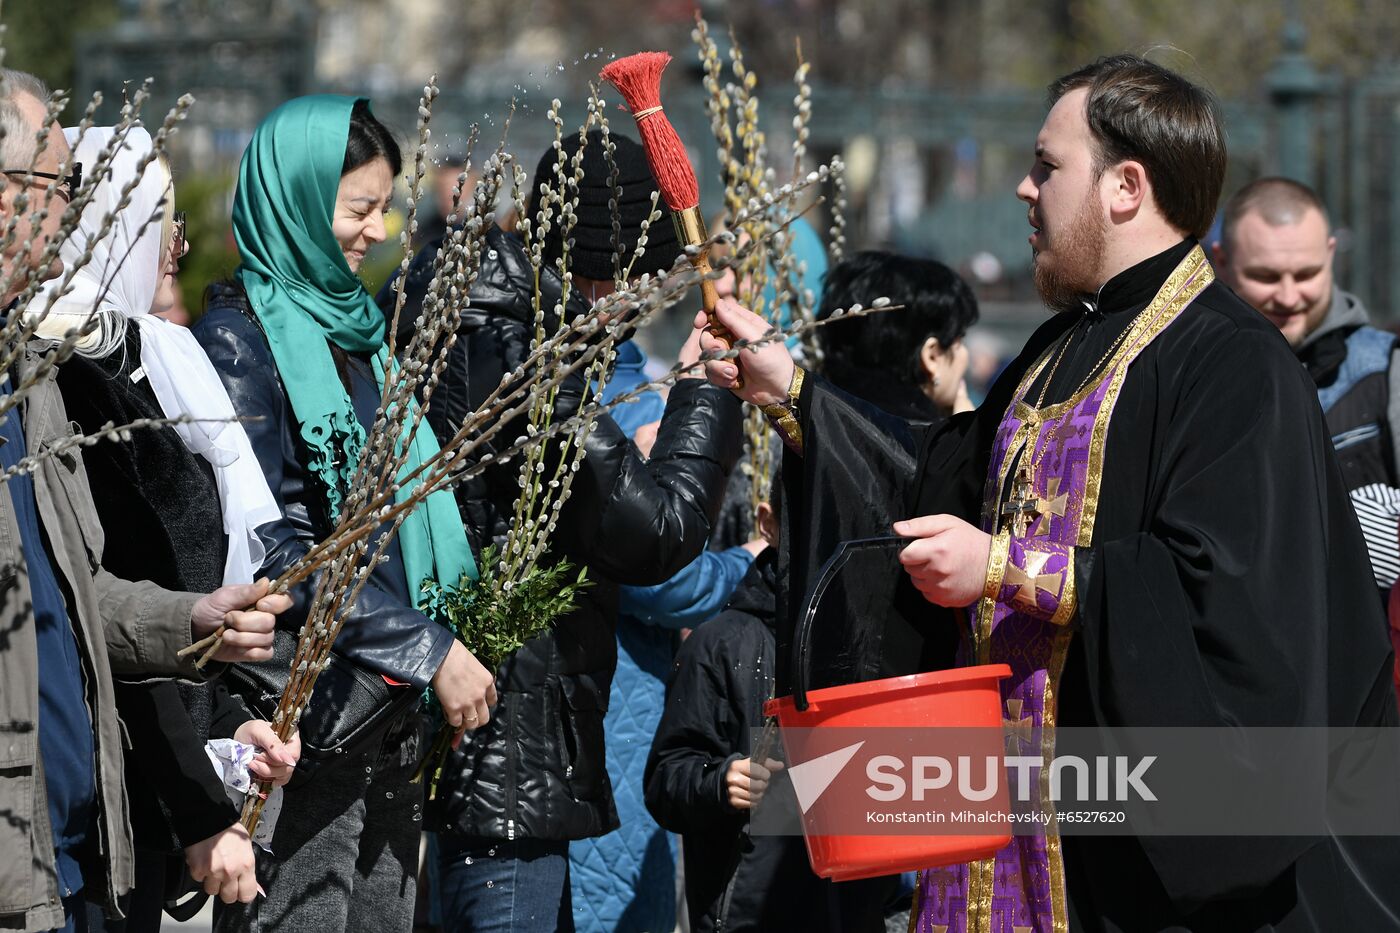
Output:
[379, 227, 743, 840]
[193, 285, 454, 692]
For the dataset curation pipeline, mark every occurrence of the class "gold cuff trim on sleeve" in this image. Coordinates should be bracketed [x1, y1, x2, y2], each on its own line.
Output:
[788, 364, 805, 402]
[984, 531, 1011, 602]
[762, 366, 806, 454]
[1050, 548, 1077, 626]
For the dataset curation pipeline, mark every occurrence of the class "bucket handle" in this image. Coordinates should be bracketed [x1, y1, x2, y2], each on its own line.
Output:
[792, 534, 909, 712]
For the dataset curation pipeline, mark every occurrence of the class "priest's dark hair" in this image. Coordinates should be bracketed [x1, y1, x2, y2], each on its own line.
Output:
[817, 250, 978, 388]
[1219, 176, 1329, 250]
[1048, 54, 1226, 241]
[343, 99, 402, 179]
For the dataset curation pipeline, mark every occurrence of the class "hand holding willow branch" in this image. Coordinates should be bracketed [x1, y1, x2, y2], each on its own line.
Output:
[433, 640, 499, 735]
[189, 578, 291, 664]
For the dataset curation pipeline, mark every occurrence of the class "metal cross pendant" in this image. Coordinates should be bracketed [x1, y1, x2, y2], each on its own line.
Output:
[1001, 461, 1042, 539]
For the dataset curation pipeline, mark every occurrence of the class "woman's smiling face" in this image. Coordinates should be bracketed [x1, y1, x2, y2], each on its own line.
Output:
[332, 156, 393, 273]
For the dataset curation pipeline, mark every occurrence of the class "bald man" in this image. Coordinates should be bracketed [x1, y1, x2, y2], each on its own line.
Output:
[1215, 177, 1400, 597]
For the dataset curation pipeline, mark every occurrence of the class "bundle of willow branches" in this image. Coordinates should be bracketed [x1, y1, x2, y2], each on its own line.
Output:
[412, 84, 661, 794]
[168, 63, 879, 833]
[692, 16, 849, 536]
[181, 72, 798, 832]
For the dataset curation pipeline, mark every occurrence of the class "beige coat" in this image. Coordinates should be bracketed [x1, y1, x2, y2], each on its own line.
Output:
[0, 357, 205, 932]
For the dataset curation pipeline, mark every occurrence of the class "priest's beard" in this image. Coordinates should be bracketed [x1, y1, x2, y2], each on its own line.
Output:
[1033, 190, 1108, 313]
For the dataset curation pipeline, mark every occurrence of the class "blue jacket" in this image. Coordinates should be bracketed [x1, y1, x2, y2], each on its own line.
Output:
[570, 547, 753, 933]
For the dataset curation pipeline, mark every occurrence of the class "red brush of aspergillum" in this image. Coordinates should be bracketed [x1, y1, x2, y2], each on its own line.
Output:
[600, 51, 700, 212]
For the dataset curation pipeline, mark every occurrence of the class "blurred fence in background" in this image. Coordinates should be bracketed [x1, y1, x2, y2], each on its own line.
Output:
[57, 0, 1400, 338]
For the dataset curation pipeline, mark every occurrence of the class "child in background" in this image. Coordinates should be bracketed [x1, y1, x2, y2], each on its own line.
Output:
[644, 475, 894, 932]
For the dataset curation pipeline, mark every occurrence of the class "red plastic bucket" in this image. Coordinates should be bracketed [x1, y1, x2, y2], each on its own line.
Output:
[764, 663, 1013, 881]
[763, 536, 1014, 881]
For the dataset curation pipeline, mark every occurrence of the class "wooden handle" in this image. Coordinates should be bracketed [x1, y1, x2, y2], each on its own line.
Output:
[690, 252, 731, 345]
[674, 205, 742, 388]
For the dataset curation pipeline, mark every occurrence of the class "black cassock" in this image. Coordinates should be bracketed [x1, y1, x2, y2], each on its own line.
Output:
[778, 239, 1400, 931]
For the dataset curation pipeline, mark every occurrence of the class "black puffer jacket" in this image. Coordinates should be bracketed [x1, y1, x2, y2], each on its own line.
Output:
[379, 227, 744, 841]
[645, 552, 895, 932]
[194, 285, 454, 692]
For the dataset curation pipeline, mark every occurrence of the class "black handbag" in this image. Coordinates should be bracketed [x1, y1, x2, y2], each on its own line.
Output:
[220, 627, 422, 789]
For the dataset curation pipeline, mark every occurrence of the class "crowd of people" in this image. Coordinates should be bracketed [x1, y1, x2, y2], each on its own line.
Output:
[3, 44, 1400, 933]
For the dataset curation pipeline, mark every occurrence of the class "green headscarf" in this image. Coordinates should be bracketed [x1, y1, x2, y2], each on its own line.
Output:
[233, 95, 477, 600]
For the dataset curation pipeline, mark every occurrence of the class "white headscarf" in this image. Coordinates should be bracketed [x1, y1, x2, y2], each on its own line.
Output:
[31, 126, 281, 585]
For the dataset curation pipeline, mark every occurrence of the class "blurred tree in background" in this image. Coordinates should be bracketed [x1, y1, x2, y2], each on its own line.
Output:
[171, 171, 238, 314]
[6, 0, 1400, 331]
[1, 0, 117, 92]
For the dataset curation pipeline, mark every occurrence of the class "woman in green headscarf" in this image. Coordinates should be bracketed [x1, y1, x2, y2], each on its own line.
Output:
[194, 96, 495, 933]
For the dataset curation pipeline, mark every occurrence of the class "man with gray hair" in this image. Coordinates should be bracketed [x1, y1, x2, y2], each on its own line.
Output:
[0, 70, 70, 295]
[0, 69, 289, 933]
[1214, 177, 1400, 598]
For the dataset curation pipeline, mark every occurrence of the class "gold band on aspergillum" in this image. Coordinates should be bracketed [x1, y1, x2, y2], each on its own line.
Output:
[672, 205, 707, 246]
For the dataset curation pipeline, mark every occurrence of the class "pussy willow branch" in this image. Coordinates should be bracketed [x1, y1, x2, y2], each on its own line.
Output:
[791, 40, 812, 182]
[497, 94, 612, 595]
[199, 289, 903, 673]
[0, 414, 244, 485]
[693, 15, 742, 219]
[379, 77, 439, 370]
[345, 78, 448, 529]
[0, 86, 179, 339]
[0, 88, 74, 294]
[344, 168, 835, 518]
[226, 152, 863, 835]
[828, 155, 848, 266]
[190, 230, 769, 663]
[0, 95, 191, 429]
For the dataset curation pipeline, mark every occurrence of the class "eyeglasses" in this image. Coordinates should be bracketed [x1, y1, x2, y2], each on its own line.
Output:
[171, 210, 188, 262]
[1, 161, 82, 204]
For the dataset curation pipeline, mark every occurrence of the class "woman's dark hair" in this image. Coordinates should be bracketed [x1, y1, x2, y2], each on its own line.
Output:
[817, 251, 979, 388]
[343, 99, 401, 178]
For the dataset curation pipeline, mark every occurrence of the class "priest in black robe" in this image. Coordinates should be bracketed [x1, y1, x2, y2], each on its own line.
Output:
[698, 54, 1400, 932]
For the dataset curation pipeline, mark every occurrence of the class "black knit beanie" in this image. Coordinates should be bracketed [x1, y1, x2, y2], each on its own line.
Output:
[529, 129, 681, 281]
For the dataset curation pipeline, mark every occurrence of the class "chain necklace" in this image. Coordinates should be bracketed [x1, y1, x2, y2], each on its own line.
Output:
[1030, 318, 1080, 410]
[1003, 307, 1135, 537]
[1068, 310, 1138, 398]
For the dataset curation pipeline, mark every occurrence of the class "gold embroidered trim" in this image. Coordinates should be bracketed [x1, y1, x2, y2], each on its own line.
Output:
[762, 365, 806, 453]
[953, 247, 1214, 933]
[1046, 247, 1213, 932]
[1043, 624, 1072, 933]
[1050, 549, 1076, 626]
[969, 855, 996, 932]
[982, 245, 1215, 933]
[984, 531, 1011, 601]
[1078, 251, 1213, 546]
[1011, 246, 1210, 424]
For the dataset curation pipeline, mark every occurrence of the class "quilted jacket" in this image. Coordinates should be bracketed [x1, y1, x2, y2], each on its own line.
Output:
[568, 543, 752, 931]
[379, 229, 744, 841]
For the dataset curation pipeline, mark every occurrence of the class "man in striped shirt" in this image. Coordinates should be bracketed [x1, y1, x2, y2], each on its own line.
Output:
[1215, 178, 1400, 596]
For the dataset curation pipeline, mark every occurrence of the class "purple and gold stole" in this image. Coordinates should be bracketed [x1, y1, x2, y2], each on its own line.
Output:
[911, 246, 1214, 933]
